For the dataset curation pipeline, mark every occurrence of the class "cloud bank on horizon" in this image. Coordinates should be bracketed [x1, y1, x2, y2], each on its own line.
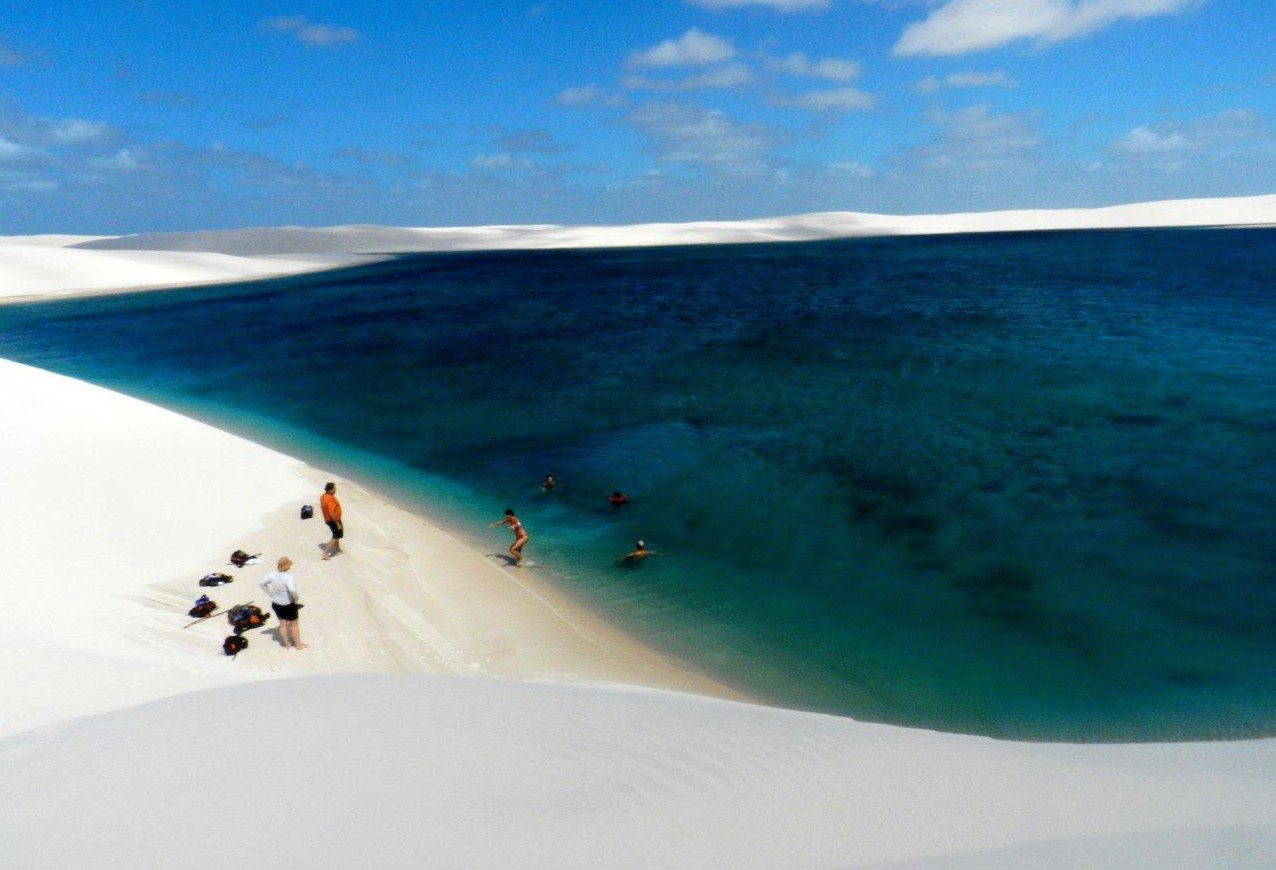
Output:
[0, 0, 1272, 233]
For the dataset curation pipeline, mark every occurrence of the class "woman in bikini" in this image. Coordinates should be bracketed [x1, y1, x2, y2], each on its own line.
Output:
[490, 508, 529, 567]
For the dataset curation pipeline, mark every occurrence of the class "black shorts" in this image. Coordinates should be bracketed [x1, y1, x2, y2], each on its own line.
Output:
[326, 520, 344, 540]
[272, 602, 300, 622]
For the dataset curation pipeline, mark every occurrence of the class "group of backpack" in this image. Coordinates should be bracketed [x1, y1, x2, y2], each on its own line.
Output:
[187, 550, 271, 656]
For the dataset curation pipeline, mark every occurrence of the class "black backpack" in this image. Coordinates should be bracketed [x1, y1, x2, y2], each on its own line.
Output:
[227, 603, 268, 634]
[223, 635, 248, 656]
[229, 550, 258, 568]
[189, 595, 218, 618]
[199, 572, 233, 587]
[300, 504, 314, 520]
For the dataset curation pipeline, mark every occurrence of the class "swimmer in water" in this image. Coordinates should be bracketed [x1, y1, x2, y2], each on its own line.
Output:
[490, 509, 529, 567]
[541, 475, 556, 493]
[621, 539, 658, 565]
[607, 490, 630, 506]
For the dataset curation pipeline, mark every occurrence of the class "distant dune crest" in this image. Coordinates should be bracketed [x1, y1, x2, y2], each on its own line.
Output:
[2, 193, 1274, 300]
[68, 192, 1276, 256]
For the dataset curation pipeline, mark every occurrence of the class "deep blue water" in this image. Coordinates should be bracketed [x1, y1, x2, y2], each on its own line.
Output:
[3, 228, 1274, 741]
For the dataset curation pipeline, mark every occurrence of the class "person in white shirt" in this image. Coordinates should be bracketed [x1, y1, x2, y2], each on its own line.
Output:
[259, 556, 307, 650]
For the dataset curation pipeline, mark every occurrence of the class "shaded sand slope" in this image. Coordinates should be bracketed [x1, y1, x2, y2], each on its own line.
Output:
[3, 676, 1274, 868]
[0, 239, 365, 300]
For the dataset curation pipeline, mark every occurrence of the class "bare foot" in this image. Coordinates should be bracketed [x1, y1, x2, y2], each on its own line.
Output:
[294, 643, 309, 650]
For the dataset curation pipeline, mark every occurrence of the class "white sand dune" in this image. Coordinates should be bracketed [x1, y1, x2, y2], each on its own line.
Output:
[71, 192, 1276, 256]
[4, 193, 1274, 302]
[0, 240, 366, 301]
[3, 194, 1276, 868]
[4, 677, 1274, 869]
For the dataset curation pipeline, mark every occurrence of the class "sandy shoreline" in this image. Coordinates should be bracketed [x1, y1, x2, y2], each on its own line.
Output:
[4, 195, 1276, 867]
[0, 357, 738, 739]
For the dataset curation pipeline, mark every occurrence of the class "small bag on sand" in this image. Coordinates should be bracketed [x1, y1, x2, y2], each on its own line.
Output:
[223, 635, 248, 656]
[300, 504, 314, 520]
[199, 572, 233, 587]
[189, 595, 218, 618]
[229, 550, 259, 568]
[227, 604, 268, 634]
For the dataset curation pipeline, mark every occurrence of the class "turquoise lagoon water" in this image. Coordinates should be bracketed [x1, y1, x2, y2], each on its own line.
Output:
[2, 227, 1274, 741]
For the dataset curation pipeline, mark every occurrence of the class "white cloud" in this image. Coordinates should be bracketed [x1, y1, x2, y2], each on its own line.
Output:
[140, 90, 200, 109]
[627, 29, 736, 68]
[472, 153, 533, 171]
[770, 52, 861, 83]
[553, 86, 627, 109]
[916, 71, 1017, 93]
[893, 0, 1197, 57]
[1111, 126, 1191, 155]
[948, 71, 1016, 88]
[92, 148, 145, 171]
[335, 147, 413, 166]
[555, 85, 602, 107]
[628, 101, 776, 175]
[763, 52, 872, 112]
[829, 161, 875, 178]
[1108, 110, 1267, 168]
[494, 129, 575, 154]
[261, 16, 359, 48]
[622, 63, 753, 92]
[908, 104, 1045, 174]
[4, 178, 58, 192]
[768, 86, 875, 112]
[687, 0, 829, 10]
[49, 119, 111, 145]
[0, 134, 34, 161]
[0, 112, 117, 154]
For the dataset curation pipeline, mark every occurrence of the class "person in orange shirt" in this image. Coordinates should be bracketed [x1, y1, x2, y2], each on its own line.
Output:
[320, 481, 344, 560]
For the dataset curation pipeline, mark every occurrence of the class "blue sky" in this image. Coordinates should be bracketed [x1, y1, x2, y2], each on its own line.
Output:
[1, 1, 1272, 233]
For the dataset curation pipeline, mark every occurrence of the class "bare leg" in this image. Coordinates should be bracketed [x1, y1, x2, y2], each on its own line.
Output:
[282, 619, 308, 649]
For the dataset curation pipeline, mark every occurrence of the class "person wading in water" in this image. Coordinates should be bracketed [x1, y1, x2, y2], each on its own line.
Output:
[490, 508, 529, 567]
